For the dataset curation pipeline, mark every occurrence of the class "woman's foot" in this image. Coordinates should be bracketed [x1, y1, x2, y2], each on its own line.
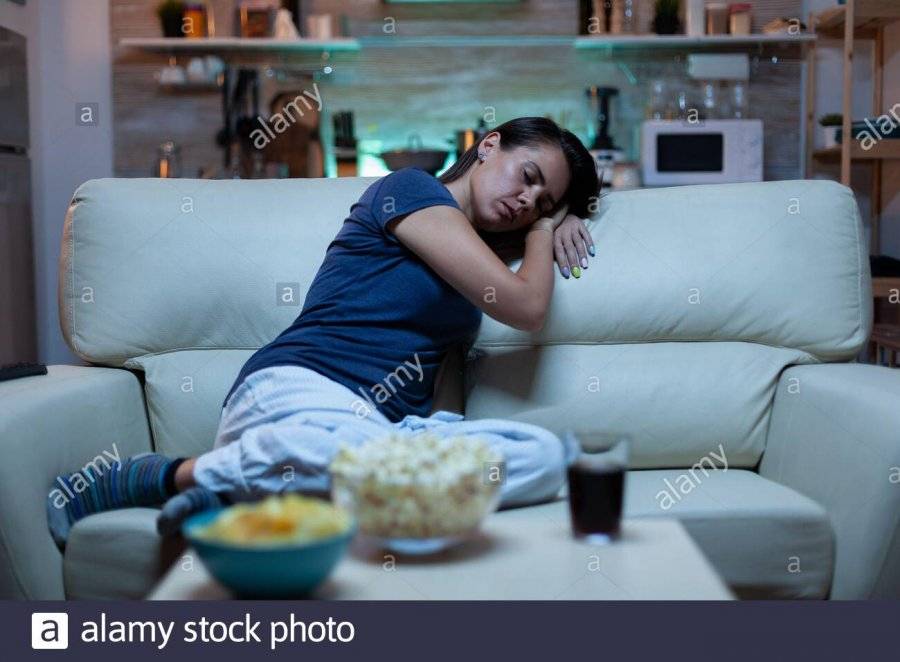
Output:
[46, 453, 185, 548]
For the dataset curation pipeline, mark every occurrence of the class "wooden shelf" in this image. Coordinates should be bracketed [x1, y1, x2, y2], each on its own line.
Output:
[813, 141, 900, 162]
[119, 37, 361, 53]
[805, 1, 900, 254]
[814, 1, 900, 38]
[575, 33, 815, 50]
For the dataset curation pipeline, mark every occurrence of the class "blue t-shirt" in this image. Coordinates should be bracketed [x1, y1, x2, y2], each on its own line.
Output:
[225, 167, 483, 422]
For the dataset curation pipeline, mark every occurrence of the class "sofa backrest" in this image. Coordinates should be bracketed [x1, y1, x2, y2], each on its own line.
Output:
[464, 180, 872, 467]
[60, 177, 871, 465]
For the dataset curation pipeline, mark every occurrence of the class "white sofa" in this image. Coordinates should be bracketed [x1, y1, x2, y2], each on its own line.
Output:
[2, 176, 898, 600]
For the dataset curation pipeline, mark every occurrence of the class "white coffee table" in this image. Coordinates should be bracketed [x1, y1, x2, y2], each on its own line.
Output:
[148, 498, 733, 600]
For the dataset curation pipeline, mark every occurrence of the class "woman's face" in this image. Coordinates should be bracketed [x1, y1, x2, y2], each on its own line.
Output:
[469, 132, 571, 233]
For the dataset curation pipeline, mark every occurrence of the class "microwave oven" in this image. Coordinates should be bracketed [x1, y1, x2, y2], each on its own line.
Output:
[641, 119, 763, 186]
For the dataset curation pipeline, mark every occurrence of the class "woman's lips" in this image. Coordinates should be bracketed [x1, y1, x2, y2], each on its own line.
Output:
[500, 201, 515, 224]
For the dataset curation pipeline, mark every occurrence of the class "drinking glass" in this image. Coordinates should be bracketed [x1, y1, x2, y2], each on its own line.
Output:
[564, 431, 630, 545]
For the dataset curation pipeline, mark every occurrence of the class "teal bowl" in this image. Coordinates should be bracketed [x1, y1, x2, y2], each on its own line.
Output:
[183, 508, 356, 598]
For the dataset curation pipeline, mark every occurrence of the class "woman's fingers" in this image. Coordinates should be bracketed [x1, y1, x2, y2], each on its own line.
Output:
[578, 220, 595, 258]
[570, 225, 588, 268]
[552, 217, 595, 279]
[561, 229, 581, 275]
[553, 235, 571, 278]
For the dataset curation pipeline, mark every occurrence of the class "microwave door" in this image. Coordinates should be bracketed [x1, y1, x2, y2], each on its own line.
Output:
[658, 133, 724, 179]
[653, 132, 726, 185]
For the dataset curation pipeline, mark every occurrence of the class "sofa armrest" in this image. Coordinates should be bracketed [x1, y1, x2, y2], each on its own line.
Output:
[0, 365, 153, 599]
[759, 364, 900, 599]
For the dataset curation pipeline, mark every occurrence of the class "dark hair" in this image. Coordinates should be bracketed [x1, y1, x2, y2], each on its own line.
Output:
[439, 116, 599, 218]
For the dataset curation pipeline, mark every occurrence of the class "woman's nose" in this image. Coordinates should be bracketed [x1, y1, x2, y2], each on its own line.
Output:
[517, 191, 534, 211]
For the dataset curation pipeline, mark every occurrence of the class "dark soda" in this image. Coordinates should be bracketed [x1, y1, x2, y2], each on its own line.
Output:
[567, 460, 625, 540]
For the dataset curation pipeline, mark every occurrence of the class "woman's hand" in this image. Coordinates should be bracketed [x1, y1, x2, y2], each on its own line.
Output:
[529, 203, 569, 234]
[553, 215, 594, 279]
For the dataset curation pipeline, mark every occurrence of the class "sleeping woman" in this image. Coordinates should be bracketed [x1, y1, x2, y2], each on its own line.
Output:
[47, 116, 599, 546]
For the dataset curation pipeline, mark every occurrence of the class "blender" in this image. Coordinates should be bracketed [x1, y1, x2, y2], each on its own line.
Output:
[586, 86, 625, 187]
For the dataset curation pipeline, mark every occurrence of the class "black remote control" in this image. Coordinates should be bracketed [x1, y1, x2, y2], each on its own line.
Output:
[0, 362, 48, 382]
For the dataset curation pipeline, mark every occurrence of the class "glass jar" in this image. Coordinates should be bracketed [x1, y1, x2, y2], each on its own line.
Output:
[699, 81, 719, 120]
[647, 79, 672, 120]
[730, 81, 748, 119]
[729, 4, 752, 36]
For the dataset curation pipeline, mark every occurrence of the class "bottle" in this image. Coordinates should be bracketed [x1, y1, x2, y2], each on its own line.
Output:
[646, 79, 668, 120]
[579, 0, 593, 34]
[699, 81, 719, 120]
[609, 0, 636, 34]
[685, 0, 705, 36]
[333, 110, 358, 177]
[621, 0, 636, 33]
[154, 141, 182, 178]
[730, 81, 748, 119]
[589, 0, 608, 34]
[610, 0, 625, 33]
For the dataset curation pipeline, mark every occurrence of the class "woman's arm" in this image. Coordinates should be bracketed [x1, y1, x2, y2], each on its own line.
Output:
[388, 205, 566, 332]
[481, 216, 596, 279]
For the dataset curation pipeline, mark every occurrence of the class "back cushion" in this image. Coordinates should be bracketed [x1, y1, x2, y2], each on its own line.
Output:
[62, 178, 870, 464]
[126, 348, 465, 458]
[471, 180, 870, 358]
[60, 177, 376, 365]
[465, 179, 871, 467]
[126, 350, 253, 457]
[464, 342, 807, 468]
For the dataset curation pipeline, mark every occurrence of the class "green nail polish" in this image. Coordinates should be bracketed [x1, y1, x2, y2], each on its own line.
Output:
[571, 266, 582, 278]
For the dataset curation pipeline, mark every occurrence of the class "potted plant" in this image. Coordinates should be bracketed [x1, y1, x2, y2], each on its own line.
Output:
[653, 0, 681, 35]
[157, 0, 187, 38]
[819, 113, 843, 149]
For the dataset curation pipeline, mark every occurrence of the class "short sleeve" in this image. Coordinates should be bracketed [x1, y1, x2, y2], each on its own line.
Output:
[369, 168, 460, 233]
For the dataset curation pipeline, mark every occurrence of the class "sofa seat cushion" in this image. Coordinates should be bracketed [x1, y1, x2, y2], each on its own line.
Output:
[621, 469, 833, 598]
[61, 470, 831, 600]
[63, 508, 183, 599]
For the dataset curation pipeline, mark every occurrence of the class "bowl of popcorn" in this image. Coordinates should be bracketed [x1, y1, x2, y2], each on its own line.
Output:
[329, 432, 503, 555]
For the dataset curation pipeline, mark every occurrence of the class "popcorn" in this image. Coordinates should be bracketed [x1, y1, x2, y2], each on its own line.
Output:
[329, 432, 503, 539]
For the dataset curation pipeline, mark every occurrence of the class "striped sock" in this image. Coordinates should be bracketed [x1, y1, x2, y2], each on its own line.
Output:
[47, 453, 182, 548]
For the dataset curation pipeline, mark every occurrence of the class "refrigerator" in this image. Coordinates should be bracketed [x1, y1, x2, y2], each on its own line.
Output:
[0, 25, 36, 364]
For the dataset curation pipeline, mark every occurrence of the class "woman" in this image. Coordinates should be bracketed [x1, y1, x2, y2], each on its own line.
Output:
[47, 116, 599, 546]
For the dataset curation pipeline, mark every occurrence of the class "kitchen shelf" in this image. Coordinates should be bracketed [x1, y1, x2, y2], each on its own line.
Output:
[359, 34, 572, 48]
[814, 0, 900, 38]
[575, 33, 816, 49]
[122, 34, 814, 55]
[813, 141, 900, 162]
[119, 37, 361, 53]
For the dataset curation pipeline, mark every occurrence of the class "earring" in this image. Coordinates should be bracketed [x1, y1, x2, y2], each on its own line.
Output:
[478, 152, 485, 161]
